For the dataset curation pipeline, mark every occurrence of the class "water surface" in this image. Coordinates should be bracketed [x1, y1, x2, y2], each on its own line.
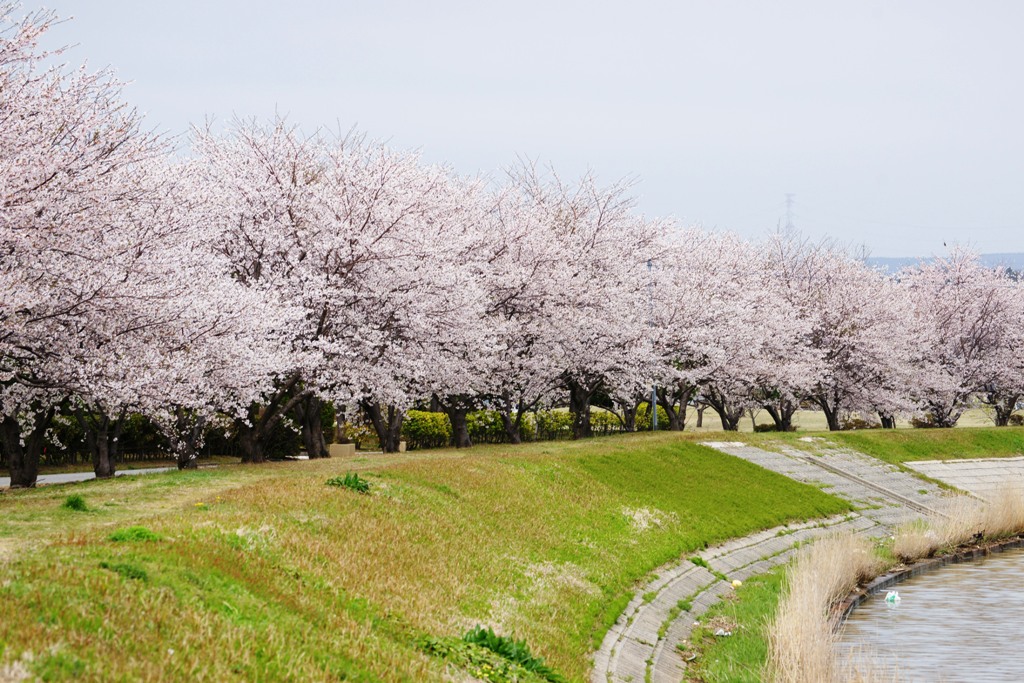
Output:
[836, 547, 1024, 682]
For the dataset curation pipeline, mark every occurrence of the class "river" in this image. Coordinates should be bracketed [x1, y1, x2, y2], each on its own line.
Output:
[835, 546, 1024, 682]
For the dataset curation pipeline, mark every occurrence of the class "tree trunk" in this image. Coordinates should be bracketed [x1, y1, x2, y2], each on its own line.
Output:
[621, 401, 639, 432]
[993, 396, 1019, 427]
[1, 407, 55, 488]
[703, 389, 743, 431]
[763, 400, 796, 432]
[237, 422, 266, 463]
[170, 408, 206, 470]
[297, 395, 329, 458]
[445, 406, 472, 448]
[820, 404, 841, 431]
[567, 380, 594, 440]
[361, 402, 404, 452]
[75, 408, 125, 479]
[696, 404, 706, 428]
[235, 374, 310, 463]
[878, 413, 896, 429]
[499, 409, 523, 444]
[657, 385, 690, 432]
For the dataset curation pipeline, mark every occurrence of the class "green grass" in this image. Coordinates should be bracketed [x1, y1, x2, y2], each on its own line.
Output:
[685, 567, 786, 683]
[0, 432, 848, 682]
[60, 494, 88, 512]
[822, 426, 1024, 464]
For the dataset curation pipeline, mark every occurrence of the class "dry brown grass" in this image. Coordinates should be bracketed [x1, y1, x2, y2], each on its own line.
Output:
[766, 534, 881, 683]
[893, 486, 1024, 563]
[775, 486, 1024, 682]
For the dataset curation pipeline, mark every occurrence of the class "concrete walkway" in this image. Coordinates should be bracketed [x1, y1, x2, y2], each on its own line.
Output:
[592, 441, 958, 683]
[905, 456, 1024, 500]
[0, 466, 175, 488]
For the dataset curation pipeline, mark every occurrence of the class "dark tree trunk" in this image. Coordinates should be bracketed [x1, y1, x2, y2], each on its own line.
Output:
[236, 373, 309, 463]
[75, 407, 126, 479]
[657, 384, 692, 432]
[567, 380, 595, 440]
[297, 395, 329, 458]
[361, 402, 404, 452]
[445, 406, 472, 448]
[703, 389, 743, 431]
[170, 407, 206, 470]
[992, 396, 1020, 427]
[1, 406, 55, 488]
[696, 404, 706, 428]
[499, 409, 523, 444]
[621, 401, 639, 432]
[237, 422, 266, 463]
[878, 413, 896, 429]
[817, 402, 842, 431]
[763, 399, 796, 432]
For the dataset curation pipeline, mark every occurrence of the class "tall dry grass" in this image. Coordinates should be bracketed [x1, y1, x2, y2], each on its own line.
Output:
[893, 485, 1024, 562]
[766, 534, 881, 683]
[770, 485, 1024, 682]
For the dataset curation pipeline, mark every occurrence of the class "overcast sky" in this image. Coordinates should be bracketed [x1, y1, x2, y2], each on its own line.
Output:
[20, 1, 1024, 257]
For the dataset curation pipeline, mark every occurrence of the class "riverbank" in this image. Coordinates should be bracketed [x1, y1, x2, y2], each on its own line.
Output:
[0, 433, 847, 682]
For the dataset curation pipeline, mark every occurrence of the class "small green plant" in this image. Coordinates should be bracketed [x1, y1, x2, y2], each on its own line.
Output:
[690, 556, 709, 569]
[108, 526, 162, 543]
[462, 626, 566, 683]
[326, 472, 370, 494]
[61, 494, 88, 512]
[99, 561, 148, 581]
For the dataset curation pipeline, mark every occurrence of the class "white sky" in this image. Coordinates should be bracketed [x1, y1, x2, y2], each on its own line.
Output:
[20, 1, 1024, 257]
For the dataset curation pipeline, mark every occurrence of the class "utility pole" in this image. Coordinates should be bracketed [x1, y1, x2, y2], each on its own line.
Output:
[785, 193, 795, 230]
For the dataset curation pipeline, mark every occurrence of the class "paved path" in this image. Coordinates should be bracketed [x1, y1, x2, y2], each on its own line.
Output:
[592, 441, 956, 683]
[0, 466, 175, 488]
[905, 456, 1024, 500]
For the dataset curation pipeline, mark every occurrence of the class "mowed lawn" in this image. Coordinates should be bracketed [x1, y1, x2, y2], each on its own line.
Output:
[0, 433, 848, 682]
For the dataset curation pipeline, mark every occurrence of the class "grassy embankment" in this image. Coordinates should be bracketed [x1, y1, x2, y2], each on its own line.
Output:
[0, 432, 848, 682]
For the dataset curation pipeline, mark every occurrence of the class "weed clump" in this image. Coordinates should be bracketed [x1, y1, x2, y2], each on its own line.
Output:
[462, 626, 565, 683]
[108, 526, 162, 543]
[326, 473, 370, 494]
[61, 494, 88, 512]
[99, 561, 148, 582]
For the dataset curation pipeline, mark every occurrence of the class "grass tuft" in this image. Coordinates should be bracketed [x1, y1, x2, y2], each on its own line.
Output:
[326, 472, 371, 494]
[108, 526, 162, 543]
[60, 494, 88, 512]
[462, 626, 565, 683]
[98, 561, 148, 582]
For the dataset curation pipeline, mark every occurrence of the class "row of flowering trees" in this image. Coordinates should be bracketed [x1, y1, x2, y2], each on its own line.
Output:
[3, 6, 1024, 487]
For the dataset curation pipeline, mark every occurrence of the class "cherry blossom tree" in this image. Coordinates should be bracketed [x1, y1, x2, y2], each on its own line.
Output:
[901, 249, 1024, 427]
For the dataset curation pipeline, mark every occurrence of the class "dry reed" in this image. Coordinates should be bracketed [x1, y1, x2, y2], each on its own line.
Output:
[766, 534, 881, 683]
[772, 485, 1024, 682]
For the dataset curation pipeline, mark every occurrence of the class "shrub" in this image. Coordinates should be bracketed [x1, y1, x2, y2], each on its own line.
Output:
[108, 526, 162, 543]
[635, 402, 670, 431]
[910, 415, 940, 429]
[754, 423, 779, 432]
[320, 401, 337, 445]
[1008, 414, 1024, 426]
[534, 410, 573, 441]
[589, 409, 622, 435]
[462, 626, 565, 683]
[402, 410, 452, 450]
[840, 416, 881, 430]
[326, 472, 370, 494]
[466, 410, 507, 444]
[61, 494, 88, 512]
